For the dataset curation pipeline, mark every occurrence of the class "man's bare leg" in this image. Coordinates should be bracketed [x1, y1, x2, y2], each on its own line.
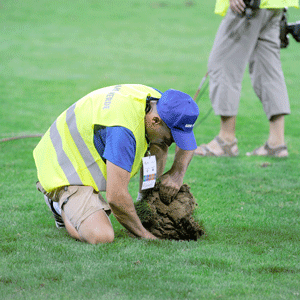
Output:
[62, 209, 114, 244]
[195, 116, 238, 156]
[246, 114, 288, 157]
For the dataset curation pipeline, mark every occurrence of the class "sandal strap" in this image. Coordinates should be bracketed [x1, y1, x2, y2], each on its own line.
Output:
[199, 145, 218, 156]
[214, 136, 238, 157]
[264, 142, 287, 156]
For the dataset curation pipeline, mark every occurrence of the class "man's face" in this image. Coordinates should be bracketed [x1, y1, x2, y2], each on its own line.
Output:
[145, 101, 175, 148]
[145, 115, 174, 148]
[161, 121, 174, 147]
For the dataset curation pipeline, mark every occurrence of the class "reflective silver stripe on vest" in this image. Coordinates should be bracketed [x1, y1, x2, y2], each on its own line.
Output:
[65, 103, 104, 190]
[50, 120, 83, 185]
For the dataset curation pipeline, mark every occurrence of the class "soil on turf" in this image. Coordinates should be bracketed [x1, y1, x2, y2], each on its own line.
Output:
[135, 183, 205, 241]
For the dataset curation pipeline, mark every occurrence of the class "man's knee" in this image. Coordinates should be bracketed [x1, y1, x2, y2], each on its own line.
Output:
[78, 210, 115, 244]
[83, 227, 114, 244]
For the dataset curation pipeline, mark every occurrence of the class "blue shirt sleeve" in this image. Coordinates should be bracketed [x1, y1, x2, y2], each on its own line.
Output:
[94, 126, 136, 173]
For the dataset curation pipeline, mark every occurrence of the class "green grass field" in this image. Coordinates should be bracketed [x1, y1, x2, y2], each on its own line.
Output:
[1, 0, 300, 299]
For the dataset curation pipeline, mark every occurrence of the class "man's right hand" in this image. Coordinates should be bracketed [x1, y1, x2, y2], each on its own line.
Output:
[230, 0, 246, 14]
[143, 231, 158, 240]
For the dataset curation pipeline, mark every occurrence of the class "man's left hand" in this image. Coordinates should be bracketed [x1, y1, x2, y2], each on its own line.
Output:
[158, 147, 194, 204]
[159, 171, 182, 204]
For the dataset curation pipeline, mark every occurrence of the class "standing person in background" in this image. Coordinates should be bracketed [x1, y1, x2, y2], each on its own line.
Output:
[195, 0, 299, 157]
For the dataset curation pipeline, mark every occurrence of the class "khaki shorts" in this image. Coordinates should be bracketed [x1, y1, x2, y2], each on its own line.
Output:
[208, 8, 290, 119]
[36, 182, 111, 231]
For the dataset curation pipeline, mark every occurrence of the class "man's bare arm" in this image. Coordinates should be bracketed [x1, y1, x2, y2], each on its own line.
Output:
[159, 147, 195, 201]
[106, 161, 157, 239]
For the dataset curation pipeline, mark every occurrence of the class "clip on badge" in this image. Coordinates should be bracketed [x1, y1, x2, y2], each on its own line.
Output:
[141, 155, 157, 190]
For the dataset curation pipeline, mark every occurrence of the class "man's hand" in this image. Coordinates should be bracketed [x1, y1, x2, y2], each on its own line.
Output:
[159, 147, 194, 204]
[230, 0, 246, 14]
[159, 171, 182, 204]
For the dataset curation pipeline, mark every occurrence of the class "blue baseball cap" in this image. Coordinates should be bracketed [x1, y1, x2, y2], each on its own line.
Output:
[156, 89, 199, 151]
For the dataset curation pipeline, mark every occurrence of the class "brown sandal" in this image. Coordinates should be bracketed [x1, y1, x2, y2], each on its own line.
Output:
[246, 142, 288, 157]
[195, 136, 239, 157]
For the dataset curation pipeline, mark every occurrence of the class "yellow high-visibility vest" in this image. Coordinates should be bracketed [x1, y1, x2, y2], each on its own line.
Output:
[33, 84, 162, 192]
[215, 0, 299, 16]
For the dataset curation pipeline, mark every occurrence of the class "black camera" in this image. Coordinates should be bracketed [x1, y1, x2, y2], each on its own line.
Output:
[244, 0, 261, 19]
[280, 8, 300, 48]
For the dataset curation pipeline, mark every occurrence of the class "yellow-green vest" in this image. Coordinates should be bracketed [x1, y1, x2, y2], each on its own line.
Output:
[33, 84, 162, 192]
[215, 0, 299, 16]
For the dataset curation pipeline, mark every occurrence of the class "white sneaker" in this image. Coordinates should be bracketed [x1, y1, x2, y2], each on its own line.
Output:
[44, 195, 65, 228]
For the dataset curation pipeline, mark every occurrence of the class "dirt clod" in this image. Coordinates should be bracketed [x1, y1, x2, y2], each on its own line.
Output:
[135, 183, 205, 241]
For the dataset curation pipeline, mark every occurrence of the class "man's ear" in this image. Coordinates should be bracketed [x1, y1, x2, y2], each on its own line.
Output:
[151, 116, 161, 125]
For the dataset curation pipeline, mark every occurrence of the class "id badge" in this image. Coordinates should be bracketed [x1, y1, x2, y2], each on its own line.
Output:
[141, 155, 157, 190]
